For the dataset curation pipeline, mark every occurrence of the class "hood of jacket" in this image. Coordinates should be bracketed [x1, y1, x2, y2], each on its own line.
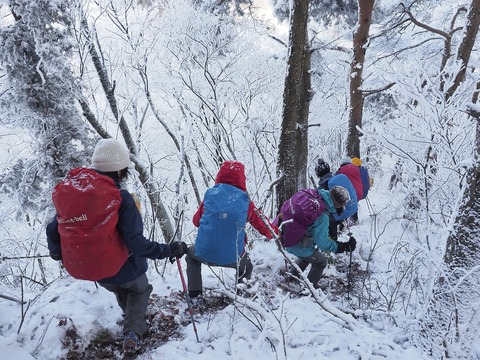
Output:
[317, 188, 336, 214]
[215, 160, 247, 191]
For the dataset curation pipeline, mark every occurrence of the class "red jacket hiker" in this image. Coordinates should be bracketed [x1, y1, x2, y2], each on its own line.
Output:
[337, 160, 364, 201]
[186, 160, 276, 299]
[192, 161, 275, 244]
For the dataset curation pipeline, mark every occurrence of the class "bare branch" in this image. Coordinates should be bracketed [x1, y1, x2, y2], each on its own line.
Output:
[0, 294, 26, 304]
[363, 82, 397, 97]
[467, 104, 480, 119]
[401, 4, 450, 38]
[268, 34, 287, 48]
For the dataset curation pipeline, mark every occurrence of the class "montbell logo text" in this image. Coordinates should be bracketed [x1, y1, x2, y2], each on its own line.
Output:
[58, 214, 88, 224]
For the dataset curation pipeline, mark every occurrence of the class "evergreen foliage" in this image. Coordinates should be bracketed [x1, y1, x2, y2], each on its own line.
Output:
[0, 0, 95, 212]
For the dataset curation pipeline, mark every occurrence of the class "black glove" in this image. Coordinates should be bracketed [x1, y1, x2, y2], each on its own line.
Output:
[336, 236, 357, 254]
[50, 252, 62, 261]
[347, 236, 357, 252]
[336, 242, 348, 254]
[169, 241, 188, 263]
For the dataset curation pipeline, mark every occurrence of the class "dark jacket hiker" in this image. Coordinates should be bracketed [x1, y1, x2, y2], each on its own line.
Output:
[46, 138, 187, 352]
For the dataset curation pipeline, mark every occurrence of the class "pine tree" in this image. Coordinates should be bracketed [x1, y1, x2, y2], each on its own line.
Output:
[0, 0, 95, 212]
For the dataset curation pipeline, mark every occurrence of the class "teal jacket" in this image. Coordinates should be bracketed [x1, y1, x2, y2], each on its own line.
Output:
[285, 189, 339, 257]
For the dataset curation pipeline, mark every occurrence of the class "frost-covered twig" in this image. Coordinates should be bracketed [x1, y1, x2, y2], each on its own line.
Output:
[217, 289, 286, 360]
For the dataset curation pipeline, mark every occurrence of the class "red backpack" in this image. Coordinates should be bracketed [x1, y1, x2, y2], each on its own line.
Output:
[52, 168, 129, 281]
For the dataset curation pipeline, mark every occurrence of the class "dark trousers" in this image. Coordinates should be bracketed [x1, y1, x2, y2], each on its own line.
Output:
[99, 273, 153, 337]
[293, 250, 327, 286]
[185, 245, 253, 295]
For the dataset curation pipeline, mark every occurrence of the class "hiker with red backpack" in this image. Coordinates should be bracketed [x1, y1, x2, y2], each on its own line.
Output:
[351, 157, 371, 200]
[46, 138, 188, 353]
[275, 186, 357, 288]
[337, 157, 364, 201]
[185, 160, 277, 300]
[335, 156, 372, 223]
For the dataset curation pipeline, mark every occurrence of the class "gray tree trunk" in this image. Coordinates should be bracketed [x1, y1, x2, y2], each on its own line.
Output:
[445, 0, 480, 100]
[345, 0, 375, 158]
[276, 0, 311, 208]
[416, 161, 480, 358]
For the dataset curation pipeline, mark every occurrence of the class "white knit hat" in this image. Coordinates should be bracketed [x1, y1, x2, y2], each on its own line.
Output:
[340, 157, 352, 165]
[91, 139, 133, 172]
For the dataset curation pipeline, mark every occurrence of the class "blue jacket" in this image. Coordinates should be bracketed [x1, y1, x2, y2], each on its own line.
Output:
[285, 189, 339, 257]
[327, 174, 358, 222]
[46, 187, 171, 285]
[317, 172, 333, 190]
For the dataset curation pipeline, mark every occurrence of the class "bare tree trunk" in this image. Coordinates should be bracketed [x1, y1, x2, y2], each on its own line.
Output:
[276, 0, 310, 208]
[445, 0, 480, 100]
[346, 0, 375, 158]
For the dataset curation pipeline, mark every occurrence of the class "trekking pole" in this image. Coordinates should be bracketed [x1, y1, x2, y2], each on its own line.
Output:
[346, 250, 353, 300]
[176, 258, 200, 343]
[346, 232, 353, 300]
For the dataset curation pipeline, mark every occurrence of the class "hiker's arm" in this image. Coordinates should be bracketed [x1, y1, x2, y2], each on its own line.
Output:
[192, 201, 204, 227]
[117, 191, 172, 260]
[332, 199, 358, 221]
[311, 214, 338, 253]
[46, 215, 62, 258]
[247, 202, 275, 239]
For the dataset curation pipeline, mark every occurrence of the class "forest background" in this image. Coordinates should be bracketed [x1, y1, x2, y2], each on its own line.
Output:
[0, 0, 479, 359]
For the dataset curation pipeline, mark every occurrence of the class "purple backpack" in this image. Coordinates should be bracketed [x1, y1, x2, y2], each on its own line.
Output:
[274, 189, 326, 247]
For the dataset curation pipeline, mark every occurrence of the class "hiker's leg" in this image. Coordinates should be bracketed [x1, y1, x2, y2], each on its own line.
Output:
[185, 245, 203, 297]
[350, 212, 359, 224]
[305, 250, 327, 286]
[237, 253, 253, 282]
[222, 253, 253, 283]
[122, 273, 153, 337]
[289, 256, 310, 277]
[285, 257, 310, 279]
[98, 282, 128, 313]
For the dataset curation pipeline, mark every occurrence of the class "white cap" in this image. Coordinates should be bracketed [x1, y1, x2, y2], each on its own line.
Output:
[91, 138, 134, 172]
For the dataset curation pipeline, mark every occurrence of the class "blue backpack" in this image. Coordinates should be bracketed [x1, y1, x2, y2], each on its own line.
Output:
[195, 183, 250, 265]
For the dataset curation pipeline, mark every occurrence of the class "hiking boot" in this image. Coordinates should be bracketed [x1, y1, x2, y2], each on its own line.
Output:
[189, 295, 205, 308]
[236, 282, 252, 298]
[281, 268, 301, 282]
[123, 331, 140, 353]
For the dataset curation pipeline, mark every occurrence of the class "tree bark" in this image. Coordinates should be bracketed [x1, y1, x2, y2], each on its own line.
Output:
[276, 0, 311, 208]
[445, 0, 480, 101]
[345, 0, 375, 158]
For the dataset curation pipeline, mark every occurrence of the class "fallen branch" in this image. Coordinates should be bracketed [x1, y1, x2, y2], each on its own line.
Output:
[253, 209, 356, 329]
[253, 209, 410, 355]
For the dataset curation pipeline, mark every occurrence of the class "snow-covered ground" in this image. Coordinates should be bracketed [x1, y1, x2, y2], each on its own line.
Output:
[0, 179, 432, 359]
